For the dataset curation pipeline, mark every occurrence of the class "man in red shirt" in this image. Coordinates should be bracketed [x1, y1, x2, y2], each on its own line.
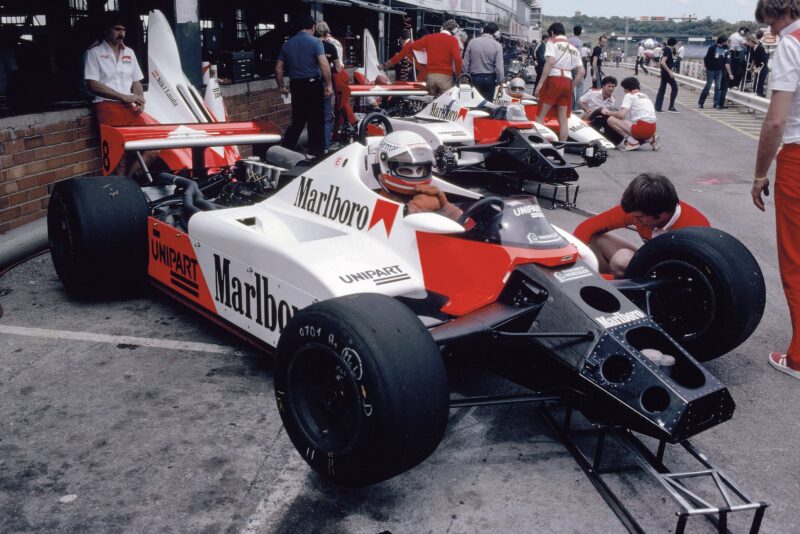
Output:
[407, 20, 462, 96]
[573, 173, 709, 277]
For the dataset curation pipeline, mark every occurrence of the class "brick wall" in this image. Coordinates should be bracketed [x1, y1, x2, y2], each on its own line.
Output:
[0, 79, 290, 234]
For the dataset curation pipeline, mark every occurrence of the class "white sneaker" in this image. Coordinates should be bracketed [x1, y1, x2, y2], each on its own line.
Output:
[650, 134, 661, 151]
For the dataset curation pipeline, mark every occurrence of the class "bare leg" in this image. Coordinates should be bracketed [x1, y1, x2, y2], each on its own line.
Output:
[556, 105, 569, 141]
[606, 116, 632, 142]
[536, 102, 553, 125]
[588, 233, 639, 276]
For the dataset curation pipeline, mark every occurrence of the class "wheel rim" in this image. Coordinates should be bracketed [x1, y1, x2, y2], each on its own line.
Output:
[645, 260, 716, 341]
[286, 343, 363, 454]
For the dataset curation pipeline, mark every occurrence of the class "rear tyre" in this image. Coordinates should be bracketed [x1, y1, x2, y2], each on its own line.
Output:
[48, 176, 148, 297]
[275, 293, 449, 487]
[624, 227, 765, 361]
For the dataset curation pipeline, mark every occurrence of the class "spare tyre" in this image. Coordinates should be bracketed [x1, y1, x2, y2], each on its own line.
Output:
[624, 227, 765, 361]
[48, 176, 148, 297]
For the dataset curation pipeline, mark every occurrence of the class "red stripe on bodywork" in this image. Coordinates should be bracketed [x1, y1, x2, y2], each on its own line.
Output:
[147, 218, 217, 313]
[417, 232, 577, 315]
[472, 117, 536, 144]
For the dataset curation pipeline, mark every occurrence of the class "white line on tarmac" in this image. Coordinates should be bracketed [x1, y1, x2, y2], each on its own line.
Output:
[0, 324, 245, 355]
[241, 442, 309, 534]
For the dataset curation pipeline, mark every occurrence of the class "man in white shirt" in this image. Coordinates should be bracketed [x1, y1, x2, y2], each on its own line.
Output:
[534, 22, 584, 141]
[635, 43, 649, 75]
[579, 75, 622, 144]
[601, 76, 659, 151]
[729, 27, 750, 86]
[751, 0, 800, 380]
[84, 12, 151, 176]
[675, 41, 685, 73]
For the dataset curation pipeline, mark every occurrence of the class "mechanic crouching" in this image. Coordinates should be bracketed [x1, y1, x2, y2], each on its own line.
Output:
[374, 131, 462, 220]
[573, 173, 710, 278]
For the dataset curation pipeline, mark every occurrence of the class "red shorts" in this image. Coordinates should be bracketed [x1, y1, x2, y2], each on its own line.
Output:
[539, 76, 572, 115]
[630, 120, 656, 141]
[94, 101, 152, 127]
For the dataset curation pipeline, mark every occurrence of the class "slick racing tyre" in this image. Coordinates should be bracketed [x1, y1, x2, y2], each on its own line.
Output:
[624, 227, 765, 361]
[275, 293, 449, 487]
[48, 176, 148, 296]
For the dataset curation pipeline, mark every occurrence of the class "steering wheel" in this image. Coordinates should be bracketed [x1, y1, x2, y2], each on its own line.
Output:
[358, 112, 394, 146]
[458, 73, 473, 86]
[457, 196, 505, 226]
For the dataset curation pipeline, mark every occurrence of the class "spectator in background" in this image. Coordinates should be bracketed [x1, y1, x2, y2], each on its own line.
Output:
[568, 25, 583, 110]
[747, 34, 769, 97]
[602, 76, 659, 151]
[463, 22, 504, 101]
[574, 173, 709, 278]
[534, 22, 583, 141]
[533, 33, 548, 86]
[674, 40, 685, 74]
[751, 0, 800, 380]
[636, 42, 649, 75]
[698, 35, 733, 109]
[275, 16, 332, 156]
[409, 19, 462, 96]
[729, 26, 750, 87]
[84, 11, 153, 177]
[614, 48, 622, 67]
[654, 37, 679, 113]
[316, 22, 342, 150]
[591, 35, 607, 88]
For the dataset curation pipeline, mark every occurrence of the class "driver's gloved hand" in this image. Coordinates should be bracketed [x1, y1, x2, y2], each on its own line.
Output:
[408, 184, 465, 222]
[408, 184, 448, 214]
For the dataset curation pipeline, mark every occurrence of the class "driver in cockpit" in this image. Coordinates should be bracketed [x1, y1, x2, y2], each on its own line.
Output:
[506, 77, 527, 100]
[374, 131, 463, 221]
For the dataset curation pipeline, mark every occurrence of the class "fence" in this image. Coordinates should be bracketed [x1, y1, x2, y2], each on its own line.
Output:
[617, 60, 769, 114]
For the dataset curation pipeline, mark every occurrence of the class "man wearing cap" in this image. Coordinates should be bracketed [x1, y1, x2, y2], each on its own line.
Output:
[275, 16, 333, 156]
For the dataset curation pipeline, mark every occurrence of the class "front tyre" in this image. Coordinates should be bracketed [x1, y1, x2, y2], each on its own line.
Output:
[624, 227, 766, 361]
[275, 294, 449, 487]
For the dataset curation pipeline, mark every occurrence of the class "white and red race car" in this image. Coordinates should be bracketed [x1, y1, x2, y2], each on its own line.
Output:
[363, 84, 607, 188]
[48, 119, 765, 488]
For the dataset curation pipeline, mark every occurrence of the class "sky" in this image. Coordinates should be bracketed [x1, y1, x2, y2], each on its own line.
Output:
[544, 0, 759, 23]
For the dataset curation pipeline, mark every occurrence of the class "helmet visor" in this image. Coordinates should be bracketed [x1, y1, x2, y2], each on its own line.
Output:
[387, 145, 434, 166]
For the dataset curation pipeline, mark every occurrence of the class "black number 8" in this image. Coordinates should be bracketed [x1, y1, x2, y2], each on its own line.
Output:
[102, 140, 110, 172]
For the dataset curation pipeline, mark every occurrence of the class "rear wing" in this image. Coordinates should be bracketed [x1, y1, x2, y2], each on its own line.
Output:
[349, 84, 427, 97]
[99, 121, 282, 176]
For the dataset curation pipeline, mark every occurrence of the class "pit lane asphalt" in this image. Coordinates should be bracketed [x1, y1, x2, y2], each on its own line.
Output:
[1, 67, 798, 533]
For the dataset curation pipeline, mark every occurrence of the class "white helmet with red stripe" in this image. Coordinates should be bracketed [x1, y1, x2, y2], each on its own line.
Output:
[507, 77, 526, 99]
[375, 131, 434, 196]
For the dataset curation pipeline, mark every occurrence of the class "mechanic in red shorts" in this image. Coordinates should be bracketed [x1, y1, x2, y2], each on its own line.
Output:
[534, 22, 584, 141]
[374, 131, 462, 220]
[84, 11, 157, 177]
[573, 173, 709, 277]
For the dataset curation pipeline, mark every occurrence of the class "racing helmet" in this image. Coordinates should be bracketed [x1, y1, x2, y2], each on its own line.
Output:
[375, 131, 434, 196]
[507, 77, 527, 99]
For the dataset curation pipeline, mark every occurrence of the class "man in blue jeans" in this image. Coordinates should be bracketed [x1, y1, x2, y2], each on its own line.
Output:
[698, 35, 735, 109]
[463, 22, 504, 101]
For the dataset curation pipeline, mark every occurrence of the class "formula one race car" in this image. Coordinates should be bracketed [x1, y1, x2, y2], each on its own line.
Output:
[48, 117, 766, 488]
[361, 85, 608, 189]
